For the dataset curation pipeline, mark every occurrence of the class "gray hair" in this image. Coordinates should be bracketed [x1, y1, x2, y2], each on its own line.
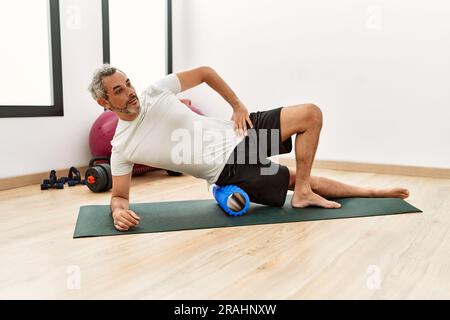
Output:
[88, 64, 125, 100]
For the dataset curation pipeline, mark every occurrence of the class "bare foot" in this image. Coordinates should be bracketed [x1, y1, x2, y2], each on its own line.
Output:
[372, 187, 410, 199]
[291, 190, 341, 209]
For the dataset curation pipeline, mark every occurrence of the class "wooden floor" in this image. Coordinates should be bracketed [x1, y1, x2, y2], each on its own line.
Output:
[1, 166, 449, 299]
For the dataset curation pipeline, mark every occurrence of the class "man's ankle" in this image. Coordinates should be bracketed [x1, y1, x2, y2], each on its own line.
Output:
[294, 182, 313, 195]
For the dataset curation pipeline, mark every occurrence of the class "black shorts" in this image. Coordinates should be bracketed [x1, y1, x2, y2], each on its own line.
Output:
[215, 107, 293, 207]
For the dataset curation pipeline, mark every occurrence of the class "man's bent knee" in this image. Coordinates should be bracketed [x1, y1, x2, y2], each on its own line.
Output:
[304, 103, 323, 127]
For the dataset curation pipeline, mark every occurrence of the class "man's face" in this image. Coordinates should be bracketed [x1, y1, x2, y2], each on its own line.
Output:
[99, 71, 140, 115]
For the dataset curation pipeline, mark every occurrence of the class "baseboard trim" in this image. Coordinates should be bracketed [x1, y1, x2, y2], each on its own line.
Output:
[278, 158, 450, 179]
[0, 166, 89, 191]
[1, 160, 449, 192]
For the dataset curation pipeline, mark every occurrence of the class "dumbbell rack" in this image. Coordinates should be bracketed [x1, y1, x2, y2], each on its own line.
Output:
[40, 168, 86, 190]
[41, 158, 185, 192]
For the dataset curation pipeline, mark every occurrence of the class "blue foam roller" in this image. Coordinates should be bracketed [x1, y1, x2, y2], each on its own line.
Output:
[212, 184, 250, 216]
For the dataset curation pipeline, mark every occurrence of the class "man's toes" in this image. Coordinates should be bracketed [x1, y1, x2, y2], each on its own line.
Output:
[327, 201, 341, 208]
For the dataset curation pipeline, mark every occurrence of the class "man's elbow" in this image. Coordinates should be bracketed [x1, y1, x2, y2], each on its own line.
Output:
[201, 66, 215, 82]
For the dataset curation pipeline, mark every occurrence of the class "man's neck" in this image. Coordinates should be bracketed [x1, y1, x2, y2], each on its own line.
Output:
[118, 113, 139, 121]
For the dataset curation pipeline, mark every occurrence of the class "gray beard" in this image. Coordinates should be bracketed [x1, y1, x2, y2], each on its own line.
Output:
[109, 104, 138, 115]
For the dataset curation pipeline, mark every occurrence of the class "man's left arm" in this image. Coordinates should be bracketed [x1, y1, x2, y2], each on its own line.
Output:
[176, 66, 253, 136]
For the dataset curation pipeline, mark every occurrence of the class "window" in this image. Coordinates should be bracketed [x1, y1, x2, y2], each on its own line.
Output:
[102, 0, 172, 94]
[0, 0, 63, 118]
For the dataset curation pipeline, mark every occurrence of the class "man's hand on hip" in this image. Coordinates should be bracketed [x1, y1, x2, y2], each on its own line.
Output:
[231, 102, 253, 137]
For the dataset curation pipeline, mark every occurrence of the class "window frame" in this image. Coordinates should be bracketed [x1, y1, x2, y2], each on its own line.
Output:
[101, 0, 173, 73]
[0, 0, 64, 118]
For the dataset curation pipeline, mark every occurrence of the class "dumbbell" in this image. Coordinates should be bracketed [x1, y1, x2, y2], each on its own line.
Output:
[58, 177, 69, 184]
[41, 182, 65, 190]
[41, 170, 65, 190]
[67, 166, 86, 187]
[85, 157, 112, 193]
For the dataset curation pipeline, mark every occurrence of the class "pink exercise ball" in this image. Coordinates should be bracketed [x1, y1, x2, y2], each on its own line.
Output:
[89, 110, 118, 157]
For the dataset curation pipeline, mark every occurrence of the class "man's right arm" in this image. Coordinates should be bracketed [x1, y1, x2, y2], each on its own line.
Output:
[111, 172, 140, 231]
[110, 195, 129, 213]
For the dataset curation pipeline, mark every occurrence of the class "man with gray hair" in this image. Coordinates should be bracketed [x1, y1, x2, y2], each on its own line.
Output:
[89, 64, 409, 231]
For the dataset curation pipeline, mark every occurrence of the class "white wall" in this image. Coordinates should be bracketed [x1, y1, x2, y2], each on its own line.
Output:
[0, 0, 104, 179]
[1, 0, 449, 180]
[173, 0, 450, 169]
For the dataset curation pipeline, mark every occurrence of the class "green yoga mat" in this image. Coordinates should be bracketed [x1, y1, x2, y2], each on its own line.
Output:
[73, 195, 422, 238]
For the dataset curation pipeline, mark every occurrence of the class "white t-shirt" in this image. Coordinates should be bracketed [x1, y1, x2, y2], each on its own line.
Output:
[110, 73, 244, 185]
